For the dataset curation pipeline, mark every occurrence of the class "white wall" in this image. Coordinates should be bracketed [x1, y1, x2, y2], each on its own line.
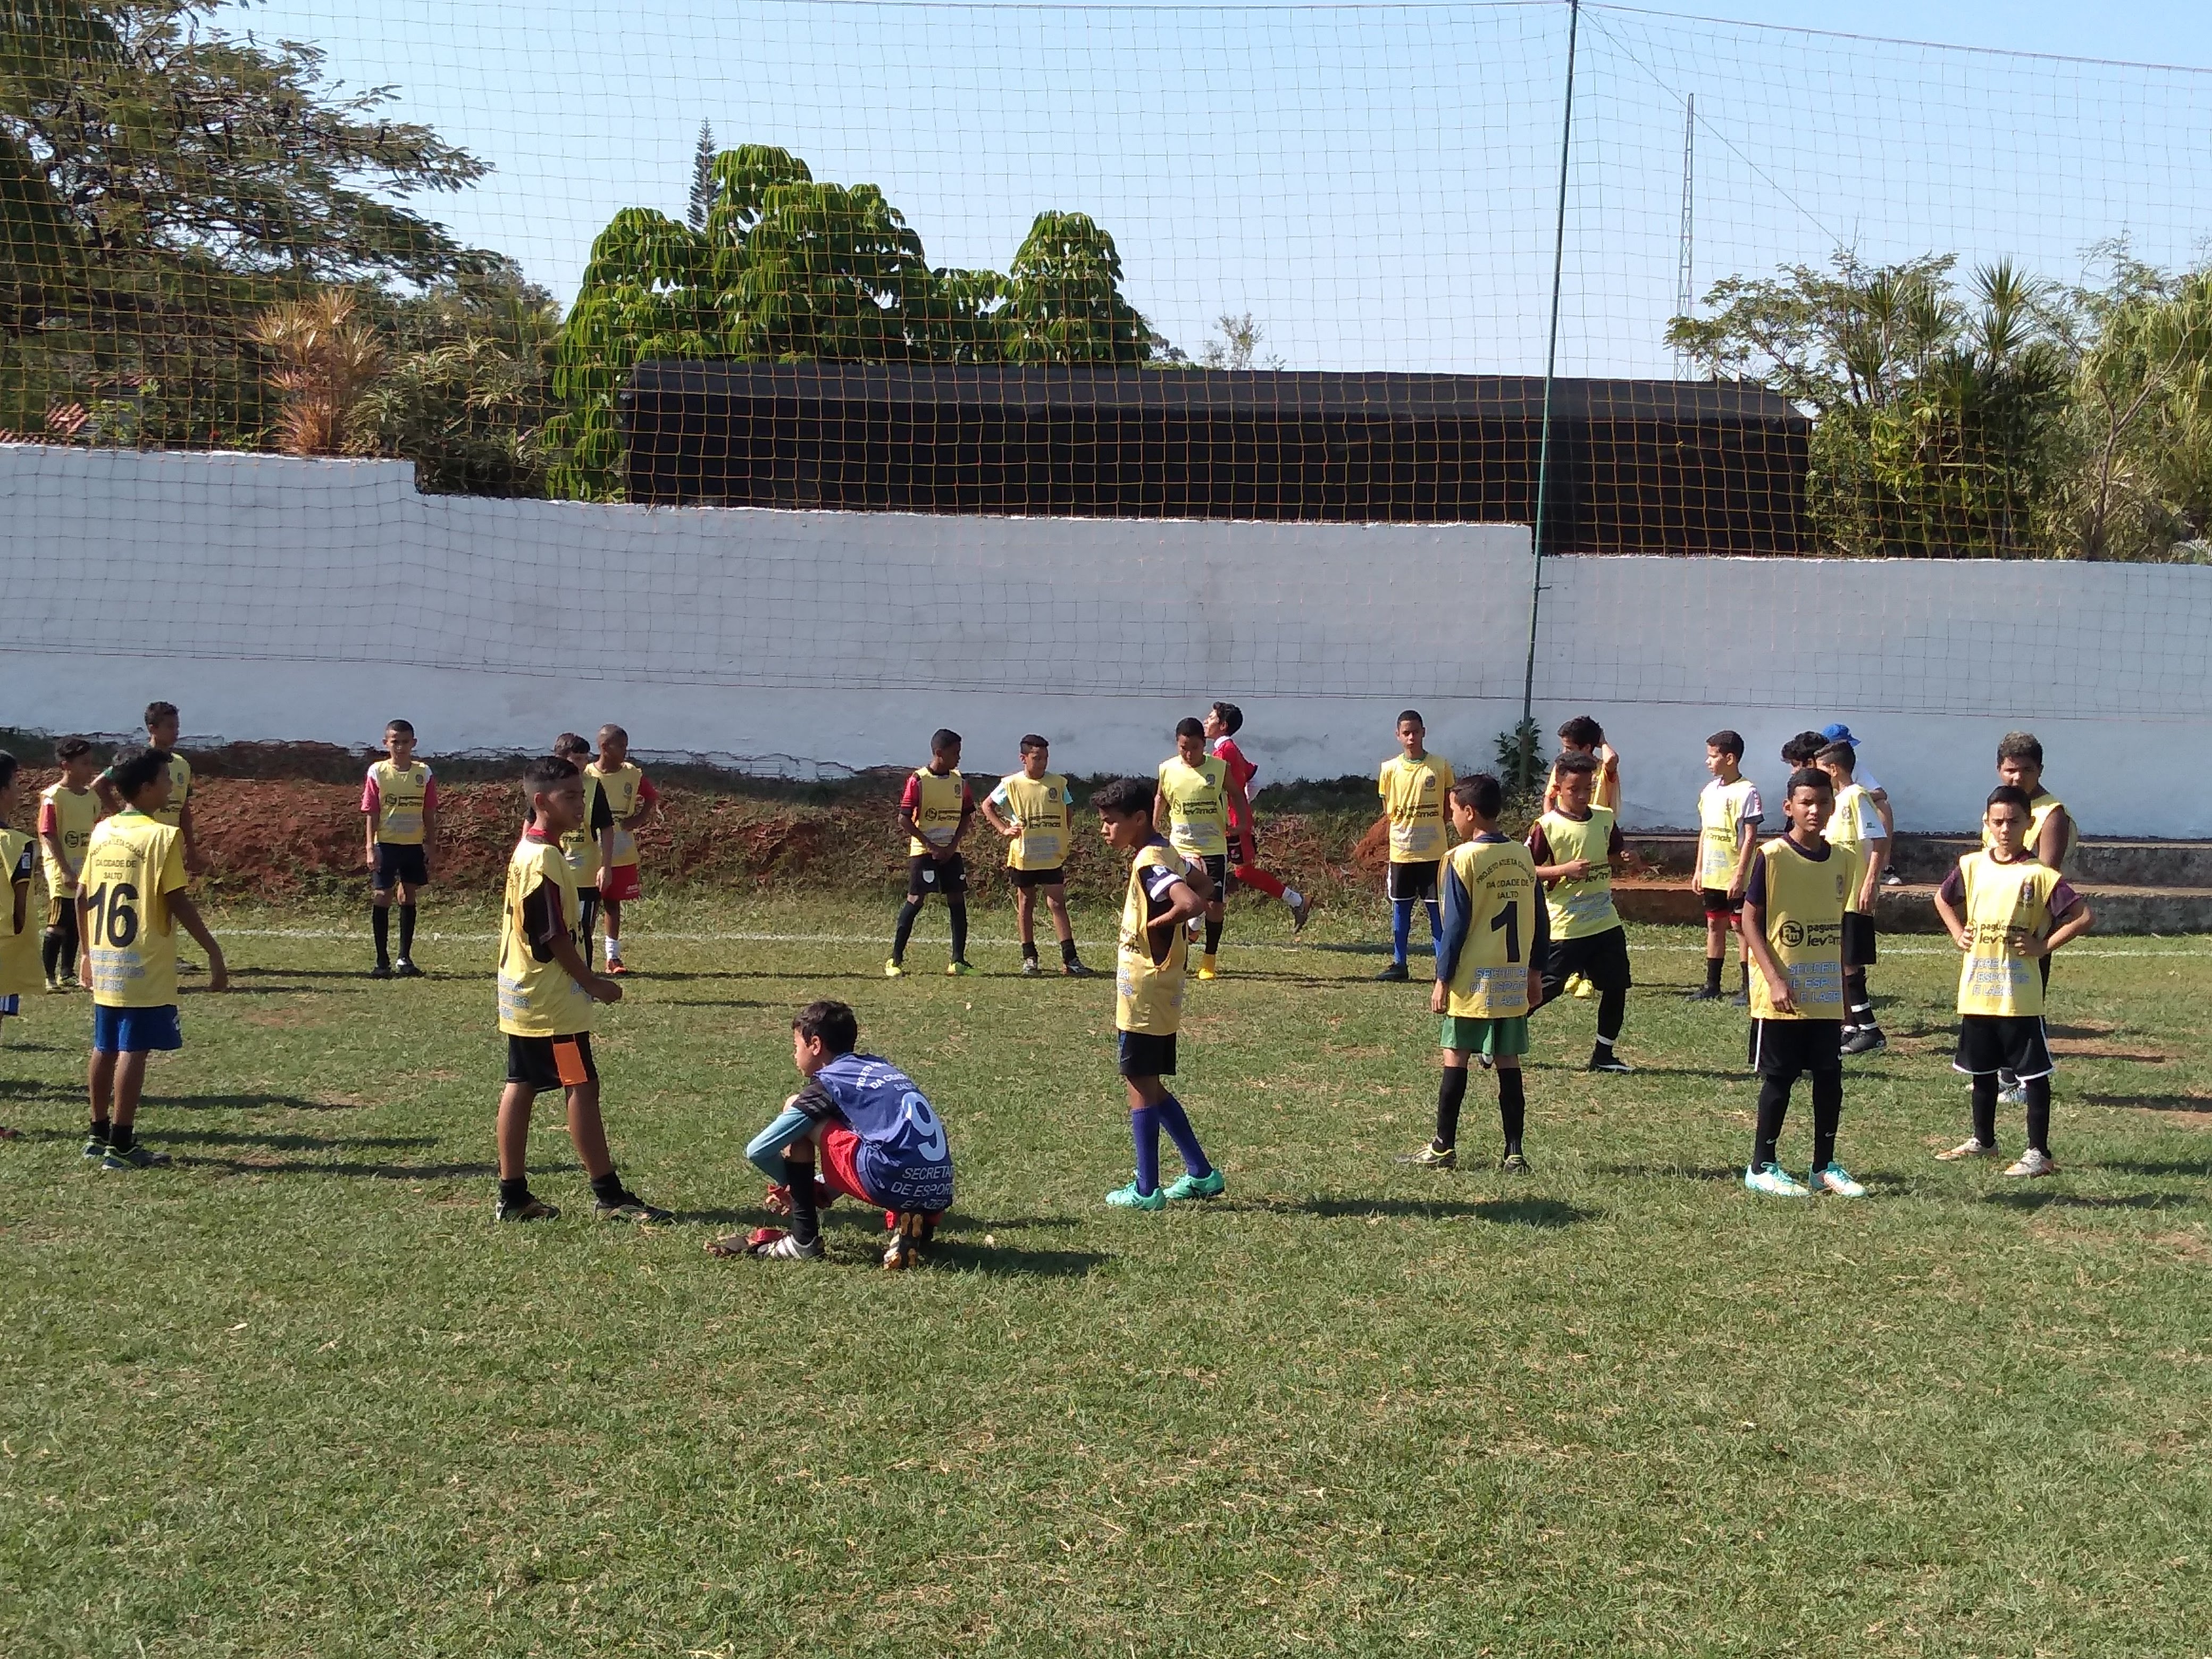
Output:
[6, 446, 2209, 834]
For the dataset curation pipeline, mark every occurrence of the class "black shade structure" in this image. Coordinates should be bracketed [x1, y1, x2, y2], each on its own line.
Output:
[619, 364, 1811, 554]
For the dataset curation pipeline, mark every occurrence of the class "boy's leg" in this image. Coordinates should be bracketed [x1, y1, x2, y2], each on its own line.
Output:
[1752, 1070, 1794, 1171]
[100, 1049, 167, 1164]
[1809, 1066, 1843, 1171]
[746, 1103, 817, 1188]
[1043, 886, 1084, 969]
[1430, 1051, 1470, 1157]
[1153, 1092, 1214, 1182]
[577, 891, 601, 969]
[1233, 860, 1287, 901]
[1390, 898, 1413, 968]
[1423, 898, 1443, 952]
[561, 1078, 615, 1182]
[396, 878, 420, 968]
[1202, 897, 1224, 963]
[497, 1082, 537, 1182]
[1496, 1055, 1527, 1159]
[1971, 1072, 2000, 1150]
[891, 894, 924, 967]
[602, 897, 623, 965]
[1015, 883, 1038, 963]
[1124, 1074, 1165, 1196]
[44, 896, 78, 987]
[948, 894, 970, 967]
[1699, 914, 1727, 996]
[1587, 931, 1632, 1071]
[370, 875, 393, 972]
[87, 1046, 114, 1148]
[2023, 1076, 2053, 1158]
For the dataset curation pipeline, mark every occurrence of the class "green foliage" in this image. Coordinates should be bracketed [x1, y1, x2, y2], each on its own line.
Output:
[1002, 211, 1150, 365]
[1495, 717, 1548, 798]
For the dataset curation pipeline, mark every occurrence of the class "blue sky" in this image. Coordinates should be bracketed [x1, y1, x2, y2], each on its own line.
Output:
[236, 0, 2212, 373]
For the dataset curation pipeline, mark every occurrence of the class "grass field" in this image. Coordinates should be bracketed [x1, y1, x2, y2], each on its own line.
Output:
[4, 893, 2210, 1657]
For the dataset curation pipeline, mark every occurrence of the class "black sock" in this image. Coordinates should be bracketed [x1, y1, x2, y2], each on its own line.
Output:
[589, 1169, 625, 1204]
[1433, 1066, 1469, 1151]
[1739, 961, 1751, 994]
[43, 928, 63, 982]
[1204, 914, 1223, 956]
[1753, 1076, 1789, 1169]
[109, 1122, 135, 1154]
[786, 1153, 820, 1245]
[1596, 987, 1626, 1051]
[499, 1175, 530, 1206]
[371, 904, 390, 965]
[1844, 969, 1868, 1028]
[1972, 1073, 1999, 1147]
[949, 900, 969, 963]
[1811, 1070, 1842, 1170]
[1060, 936, 1079, 966]
[1498, 1067, 1526, 1154]
[1023, 941, 1040, 965]
[891, 898, 923, 962]
[398, 903, 417, 960]
[1704, 955, 1723, 994]
[2025, 1077, 2052, 1155]
[87, 1118, 110, 1145]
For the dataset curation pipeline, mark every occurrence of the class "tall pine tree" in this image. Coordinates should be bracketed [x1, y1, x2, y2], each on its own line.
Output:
[687, 121, 717, 229]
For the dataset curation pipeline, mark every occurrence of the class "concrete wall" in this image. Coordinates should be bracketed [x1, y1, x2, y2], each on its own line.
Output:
[6, 445, 2209, 834]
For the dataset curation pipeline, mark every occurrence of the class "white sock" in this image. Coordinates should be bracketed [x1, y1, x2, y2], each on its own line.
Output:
[605, 937, 623, 961]
[1285, 887, 1304, 908]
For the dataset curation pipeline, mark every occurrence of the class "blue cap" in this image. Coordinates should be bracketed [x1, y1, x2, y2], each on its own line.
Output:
[1820, 723, 1856, 744]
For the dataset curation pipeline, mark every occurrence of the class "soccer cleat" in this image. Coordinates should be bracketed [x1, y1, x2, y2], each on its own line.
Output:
[593, 1191, 674, 1224]
[100, 1142, 172, 1171]
[368, 962, 392, 979]
[1729, 990, 1750, 1007]
[1163, 1169, 1226, 1201]
[1809, 1161, 1866, 1197]
[1743, 1162, 1810, 1197]
[1288, 893, 1313, 935]
[1881, 868, 1905, 887]
[1840, 1027, 1887, 1056]
[1587, 1051, 1635, 1075]
[1019, 958, 1042, 977]
[1196, 957, 1219, 981]
[744, 1227, 824, 1260]
[394, 958, 423, 978]
[1683, 985, 1724, 1002]
[1104, 1179, 1167, 1211]
[945, 960, 975, 977]
[496, 1192, 559, 1221]
[1395, 1142, 1456, 1170]
[82, 1135, 107, 1161]
[606, 960, 631, 977]
[2004, 1149, 2058, 1179]
[46, 975, 64, 994]
[884, 958, 905, 979]
[1374, 962, 1411, 983]
[1499, 1151, 1531, 1173]
[1569, 974, 1596, 999]
[1062, 960, 1096, 977]
[883, 1211, 928, 1269]
[1936, 1138, 2000, 1161]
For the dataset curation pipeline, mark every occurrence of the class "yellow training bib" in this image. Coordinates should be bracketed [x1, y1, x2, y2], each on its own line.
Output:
[1441, 838, 1538, 1019]
[1696, 777, 1759, 889]
[1115, 842, 1187, 1035]
[1379, 753, 1456, 862]
[1748, 837, 1849, 1021]
[561, 770, 605, 889]
[589, 761, 647, 868]
[1955, 851, 2069, 1019]
[38, 782, 98, 898]
[367, 759, 433, 845]
[996, 772, 1072, 871]
[1536, 806, 1620, 941]
[1156, 757, 1228, 859]
[0, 827, 38, 996]
[80, 810, 188, 1008]
[907, 768, 967, 857]
[497, 835, 594, 1038]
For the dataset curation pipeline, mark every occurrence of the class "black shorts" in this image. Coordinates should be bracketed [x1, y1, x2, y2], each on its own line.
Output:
[1748, 1018, 1843, 1080]
[1539, 925, 1632, 1001]
[1388, 859, 1441, 902]
[506, 1032, 597, 1093]
[1843, 912, 1878, 967]
[372, 842, 429, 890]
[1700, 887, 1743, 920]
[1954, 1015, 2053, 1080]
[1009, 866, 1066, 890]
[1117, 1030, 1178, 1078]
[906, 853, 967, 898]
[1192, 853, 1229, 899]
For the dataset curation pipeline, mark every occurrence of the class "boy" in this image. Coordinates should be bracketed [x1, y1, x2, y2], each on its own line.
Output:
[1779, 730, 1827, 775]
[1096, 775, 1225, 1210]
[1527, 752, 1634, 1073]
[554, 733, 617, 967]
[77, 747, 229, 1170]
[1933, 786, 2094, 1178]
[1739, 767, 1864, 1199]
[890, 728, 976, 978]
[0, 754, 37, 1137]
[491, 755, 667, 1224]
[1374, 710, 1455, 982]
[1544, 715, 1621, 815]
[1405, 775, 1547, 1171]
[37, 737, 99, 992]
[1988, 731, 2074, 1103]
[979, 735, 1092, 977]
[1154, 718, 1236, 980]
[714, 1000, 954, 1267]
[95, 702, 200, 873]
[361, 718, 437, 978]
[1819, 723, 1900, 883]
[586, 724, 658, 975]
[1205, 701, 1311, 933]
[1817, 740, 1889, 1055]
[1688, 730, 1762, 1004]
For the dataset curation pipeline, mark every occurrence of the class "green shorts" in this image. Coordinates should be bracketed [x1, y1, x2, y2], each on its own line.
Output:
[1439, 1015, 1530, 1058]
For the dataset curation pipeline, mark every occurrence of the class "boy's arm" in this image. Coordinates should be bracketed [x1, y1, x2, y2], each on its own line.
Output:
[1856, 835, 1888, 911]
[2034, 898, 2094, 956]
[363, 776, 380, 867]
[622, 778, 659, 832]
[530, 882, 619, 1001]
[421, 800, 437, 874]
[1430, 860, 1472, 1009]
[1931, 885, 1969, 949]
[38, 816, 74, 889]
[978, 792, 1019, 838]
[1870, 787, 1895, 843]
[76, 890, 93, 986]
[1727, 819, 1759, 900]
[166, 892, 228, 992]
[92, 774, 119, 816]
[11, 875, 27, 937]
[2035, 806, 2073, 872]
[1147, 873, 1206, 934]
[179, 798, 203, 873]
[1739, 897, 1794, 1012]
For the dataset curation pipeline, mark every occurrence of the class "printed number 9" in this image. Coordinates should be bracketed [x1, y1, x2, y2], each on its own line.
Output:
[902, 1092, 948, 1161]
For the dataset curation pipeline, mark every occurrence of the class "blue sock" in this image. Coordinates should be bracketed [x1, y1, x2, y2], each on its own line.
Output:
[1423, 900, 1443, 950]
[1130, 1105, 1161, 1195]
[1392, 900, 1413, 966]
[1155, 1093, 1212, 1178]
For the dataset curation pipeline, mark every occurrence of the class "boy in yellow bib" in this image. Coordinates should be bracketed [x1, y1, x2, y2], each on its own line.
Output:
[1404, 775, 1547, 1172]
[76, 748, 228, 1170]
[1375, 710, 1455, 983]
[0, 753, 39, 1137]
[95, 702, 201, 873]
[586, 724, 658, 974]
[1934, 785, 2093, 1178]
[1095, 776, 1225, 1210]
[1688, 729, 1762, 1004]
[1527, 752, 1634, 1073]
[362, 718, 438, 979]
[1155, 717, 1238, 979]
[980, 734, 1093, 977]
[890, 728, 977, 977]
[1739, 767, 1863, 1199]
[37, 736, 99, 992]
[492, 755, 668, 1224]
[1816, 739, 1889, 1055]
[554, 732, 617, 966]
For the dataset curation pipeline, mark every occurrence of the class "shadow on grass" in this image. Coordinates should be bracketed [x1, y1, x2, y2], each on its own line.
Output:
[917, 1239, 1108, 1277]
[0, 1078, 84, 1101]
[1296, 1195, 1592, 1227]
[158, 1128, 437, 1152]
[1594, 1161, 1746, 1184]
[1982, 1188, 2201, 1212]
[2083, 1159, 2211, 1178]
[2082, 1093, 2212, 1115]
[176, 1153, 499, 1180]
[157, 1092, 361, 1112]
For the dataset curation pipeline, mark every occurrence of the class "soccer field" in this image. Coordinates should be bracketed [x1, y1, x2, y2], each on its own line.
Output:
[5, 896, 2210, 1656]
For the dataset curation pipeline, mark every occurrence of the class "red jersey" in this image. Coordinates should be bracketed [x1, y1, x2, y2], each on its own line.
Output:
[1210, 736, 1257, 832]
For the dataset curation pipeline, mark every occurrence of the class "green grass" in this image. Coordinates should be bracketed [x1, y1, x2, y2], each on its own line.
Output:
[4, 893, 2209, 1656]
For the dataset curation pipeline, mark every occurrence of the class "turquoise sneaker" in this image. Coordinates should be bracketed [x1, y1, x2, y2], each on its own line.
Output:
[1743, 1162, 1809, 1198]
[1809, 1161, 1866, 1197]
[1163, 1169, 1226, 1202]
[1104, 1179, 1167, 1211]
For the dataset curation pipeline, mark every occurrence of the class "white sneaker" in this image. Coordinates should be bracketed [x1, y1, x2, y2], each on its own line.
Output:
[1935, 1138, 1999, 1161]
[2004, 1149, 2058, 1178]
[1744, 1162, 1810, 1198]
[1997, 1083, 2027, 1108]
[1809, 1161, 1866, 1197]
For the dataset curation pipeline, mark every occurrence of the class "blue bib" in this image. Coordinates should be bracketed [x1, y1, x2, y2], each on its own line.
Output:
[817, 1053, 954, 1211]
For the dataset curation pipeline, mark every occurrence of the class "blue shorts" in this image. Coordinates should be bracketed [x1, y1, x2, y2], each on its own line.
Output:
[0, 994, 18, 1016]
[93, 1003, 182, 1054]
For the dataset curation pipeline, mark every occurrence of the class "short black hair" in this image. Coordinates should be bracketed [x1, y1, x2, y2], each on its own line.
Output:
[1997, 731, 2044, 767]
[1816, 741, 1856, 773]
[793, 999, 859, 1055]
[1554, 751, 1598, 779]
[144, 701, 178, 728]
[54, 736, 93, 763]
[598, 722, 630, 744]
[0, 751, 16, 793]
[1786, 766, 1833, 799]
[1557, 715, 1603, 748]
[929, 727, 961, 755]
[524, 755, 579, 792]
[1706, 730, 1744, 759]
[1091, 776, 1155, 819]
[1211, 701, 1244, 735]
[1019, 733, 1050, 754]
[1449, 773, 1503, 818]
[1781, 730, 1826, 766]
[1396, 709, 1424, 729]
[552, 732, 591, 758]
[1987, 784, 2034, 815]
[1174, 716, 1204, 741]
[386, 718, 415, 737]
[108, 746, 169, 799]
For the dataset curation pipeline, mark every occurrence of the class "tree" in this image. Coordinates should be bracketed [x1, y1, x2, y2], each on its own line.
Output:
[1197, 313, 1283, 371]
[687, 120, 716, 231]
[1002, 212, 1150, 365]
[250, 287, 382, 455]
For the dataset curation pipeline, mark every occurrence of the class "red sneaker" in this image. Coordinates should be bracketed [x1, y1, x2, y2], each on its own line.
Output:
[605, 960, 630, 977]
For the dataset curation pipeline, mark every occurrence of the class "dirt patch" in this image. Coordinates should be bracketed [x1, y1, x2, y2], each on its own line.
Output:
[2047, 1036, 2171, 1063]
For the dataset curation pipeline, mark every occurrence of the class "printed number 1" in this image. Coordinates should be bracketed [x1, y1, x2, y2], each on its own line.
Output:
[1490, 902, 1520, 963]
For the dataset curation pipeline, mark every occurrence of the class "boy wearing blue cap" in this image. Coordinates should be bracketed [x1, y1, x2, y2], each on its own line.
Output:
[1820, 724, 1899, 884]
